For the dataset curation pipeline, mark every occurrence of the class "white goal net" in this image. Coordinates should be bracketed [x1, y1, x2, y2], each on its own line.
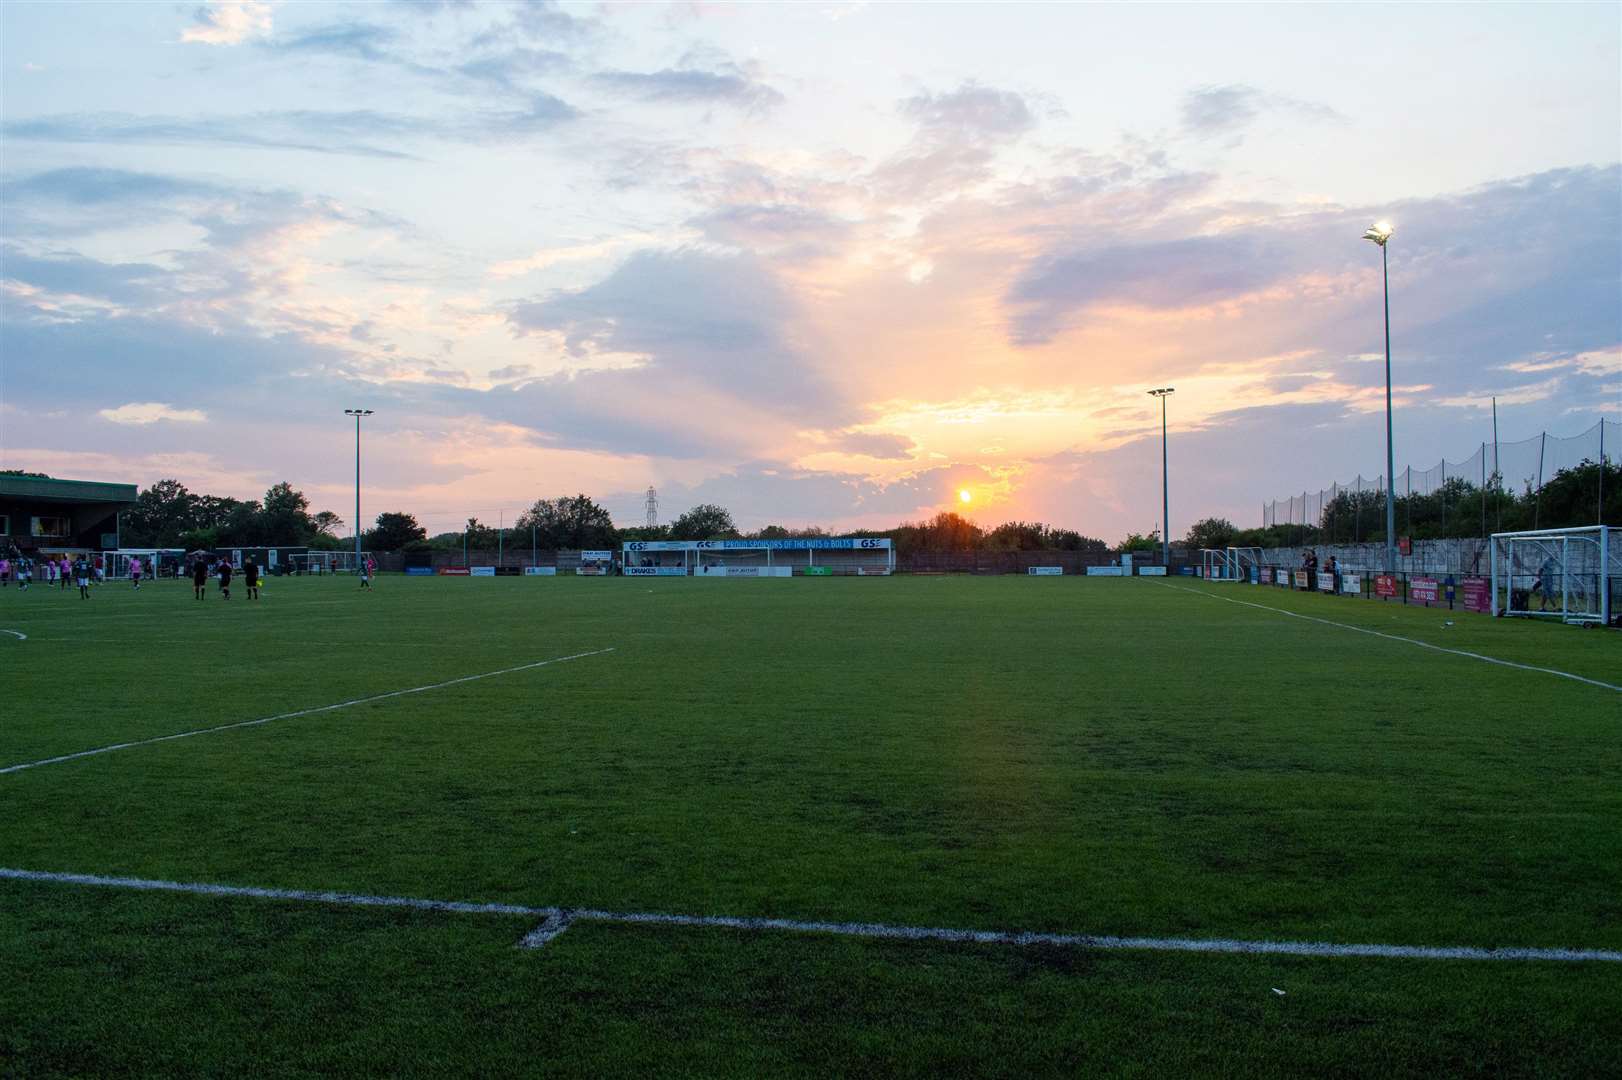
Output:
[1491, 526, 1615, 625]
[290, 551, 375, 575]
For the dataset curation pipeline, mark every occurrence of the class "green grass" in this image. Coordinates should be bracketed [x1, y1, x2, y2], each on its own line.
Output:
[1, 574, 1618, 1076]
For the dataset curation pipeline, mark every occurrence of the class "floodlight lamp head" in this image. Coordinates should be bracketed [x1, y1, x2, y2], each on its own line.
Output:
[1362, 221, 1393, 246]
[344, 408, 374, 416]
[1147, 387, 1174, 397]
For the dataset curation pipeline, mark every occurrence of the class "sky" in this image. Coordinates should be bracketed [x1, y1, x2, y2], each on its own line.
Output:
[1, 0, 1618, 541]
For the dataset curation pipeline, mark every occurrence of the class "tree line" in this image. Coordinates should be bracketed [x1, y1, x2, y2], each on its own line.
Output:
[104, 457, 1618, 558]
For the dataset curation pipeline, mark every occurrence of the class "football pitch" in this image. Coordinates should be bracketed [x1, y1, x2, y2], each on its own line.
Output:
[1, 574, 1618, 1076]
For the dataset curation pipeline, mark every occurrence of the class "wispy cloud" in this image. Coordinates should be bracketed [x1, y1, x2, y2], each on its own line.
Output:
[1181, 84, 1346, 140]
[180, 1, 273, 46]
[98, 402, 209, 425]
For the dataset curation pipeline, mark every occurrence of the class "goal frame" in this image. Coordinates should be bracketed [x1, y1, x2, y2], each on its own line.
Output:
[1490, 526, 1612, 625]
[290, 551, 376, 575]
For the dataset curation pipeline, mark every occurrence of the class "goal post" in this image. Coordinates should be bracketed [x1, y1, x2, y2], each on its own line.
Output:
[1491, 526, 1614, 625]
[290, 551, 375, 575]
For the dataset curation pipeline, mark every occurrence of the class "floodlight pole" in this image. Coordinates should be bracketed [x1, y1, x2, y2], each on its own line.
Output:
[344, 409, 373, 571]
[1147, 388, 1175, 565]
[1364, 223, 1398, 573]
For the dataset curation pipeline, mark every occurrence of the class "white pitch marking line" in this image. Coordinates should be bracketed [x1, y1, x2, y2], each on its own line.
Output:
[5, 868, 1618, 964]
[520, 911, 573, 948]
[1159, 583, 1621, 693]
[0, 647, 616, 776]
[0, 629, 25, 640]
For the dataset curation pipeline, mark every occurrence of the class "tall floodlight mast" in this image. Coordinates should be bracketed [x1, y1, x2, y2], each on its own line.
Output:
[1362, 221, 1397, 573]
[1147, 388, 1175, 565]
[344, 409, 374, 571]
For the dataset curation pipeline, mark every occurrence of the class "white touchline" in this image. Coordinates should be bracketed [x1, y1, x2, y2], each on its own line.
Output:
[3, 867, 1619, 963]
[1160, 583, 1621, 693]
[0, 647, 616, 776]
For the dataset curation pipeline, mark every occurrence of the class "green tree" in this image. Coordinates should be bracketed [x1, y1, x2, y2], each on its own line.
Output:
[1183, 517, 1237, 551]
[670, 503, 739, 540]
[258, 482, 315, 545]
[123, 479, 197, 547]
[312, 510, 344, 537]
[516, 494, 618, 550]
[1116, 530, 1159, 553]
[920, 512, 982, 551]
[364, 512, 428, 552]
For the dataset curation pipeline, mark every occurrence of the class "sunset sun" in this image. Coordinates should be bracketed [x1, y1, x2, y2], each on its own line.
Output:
[958, 489, 973, 504]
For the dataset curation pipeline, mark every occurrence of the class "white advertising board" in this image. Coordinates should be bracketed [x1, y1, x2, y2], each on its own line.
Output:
[580, 550, 614, 562]
[470, 566, 496, 577]
[1137, 566, 1167, 576]
[523, 566, 556, 576]
[1340, 573, 1362, 594]
[622, 566, 687, 577]
[1027, 566, 1063, 576]
[1319, 572, 1336, 592]
[695, 565, 791, 577]
[1086, 566, 1125, 576]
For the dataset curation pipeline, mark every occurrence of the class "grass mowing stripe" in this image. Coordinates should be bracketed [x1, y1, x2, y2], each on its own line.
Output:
[1160, 582, 1622, 693]
[9, 867, 1621, 963]
[0, 647, 616, 775]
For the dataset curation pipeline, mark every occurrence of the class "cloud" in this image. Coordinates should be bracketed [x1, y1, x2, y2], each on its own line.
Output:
[510, 249, 841, 414]
[181, 1, 273, 46]
[593, 68, 783, 111]
[98, 402, 209, 425]
[900, 82, 1035, 141]
[689, 204, 851, 258]
[1181, 84, 1346, 139]
[1, 98, 578, 159]
[272, 22, 401, 63]
[873, 81, 1038, 200]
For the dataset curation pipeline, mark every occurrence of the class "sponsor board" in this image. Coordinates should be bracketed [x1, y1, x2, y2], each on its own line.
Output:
[855, 567, 892, 576]
[1137, 566, 1167, 577]
[1410, 576, 1440, 604]
[405, 566, 434, 576]
[1319, 571, 1336, 592]
[1340, 573, 1362, 595]
[624, 538, 891, 553]
[1294, 570, 1310, 590]
[1461, 576, 1491, 613]
[1028, 566, 1063, 576]
[803, 566, 833, 576]
[1179, 567, 1196, 575]
[575, 566, 607, 576]
[1374, 574, 1398, 598]
[523, 566, 557, 576]
[623, 566, 688, 577]
[469, 566, 496, 577]
[1086, 566, 1125, 577]
[437, 567, 471, 576]
[580, 550, 614, 562]
[695, 565, 792, 577]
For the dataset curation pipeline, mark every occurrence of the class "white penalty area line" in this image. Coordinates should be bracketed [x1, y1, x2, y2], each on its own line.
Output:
[3, 867, 1618, 965]
[0, 647, 616, 776]
[1159, 583, 1621, 693]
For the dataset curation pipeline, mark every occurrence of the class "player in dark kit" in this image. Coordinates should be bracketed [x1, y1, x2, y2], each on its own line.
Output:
[192, 557, 209, 600]
[242, 556, 260, 600]
[217, 558, 233, 600]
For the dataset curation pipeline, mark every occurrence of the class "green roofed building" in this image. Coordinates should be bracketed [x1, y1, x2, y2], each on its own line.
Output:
[0, 473, 139, 555]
